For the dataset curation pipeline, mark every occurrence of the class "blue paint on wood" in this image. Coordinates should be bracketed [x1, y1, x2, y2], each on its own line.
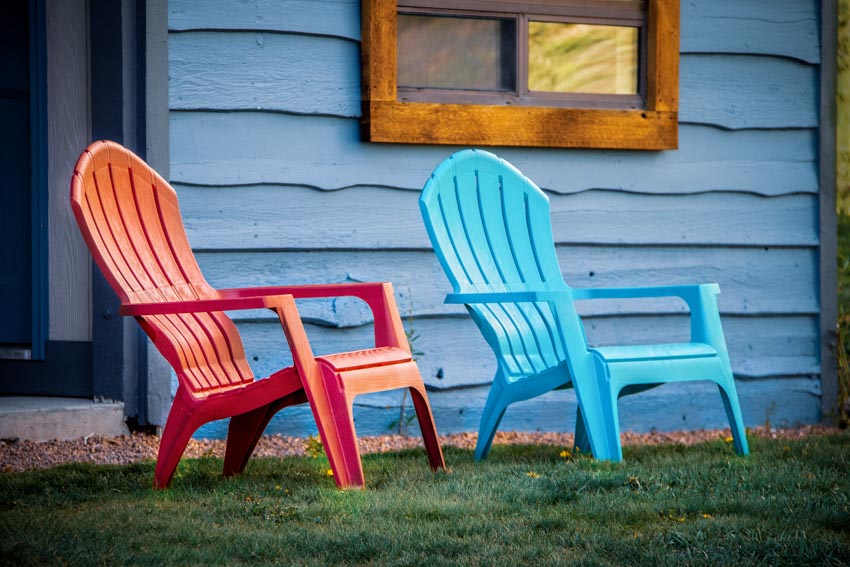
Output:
[168, 0, 820, 66]
[193, 376, 822, 439]
[168, 0, 827, 435]
[680, 55, 818, 129]
[231, 314, 818, 391]
[168, 0, 360, 40]
[194, 246, 819, 322]
[168, 29, 818, 130]
[170, 114, 818, 195]
[169, 32, 360, 116]
[176, 185, 818, 249]
[681, 0, 820, 64]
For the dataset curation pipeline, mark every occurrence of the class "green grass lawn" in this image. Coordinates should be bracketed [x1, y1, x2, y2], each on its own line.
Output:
[2, 435, 848, 566]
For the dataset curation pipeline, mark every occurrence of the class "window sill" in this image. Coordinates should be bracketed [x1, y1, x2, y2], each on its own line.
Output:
[361, 100, 678, 150]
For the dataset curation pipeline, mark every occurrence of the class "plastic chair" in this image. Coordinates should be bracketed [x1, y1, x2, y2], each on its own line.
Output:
[71, 140, 444, 488]
[419, 149, 748, 461]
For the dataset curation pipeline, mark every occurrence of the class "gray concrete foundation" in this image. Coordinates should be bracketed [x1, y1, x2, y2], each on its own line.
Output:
[0, 397, 129, 441]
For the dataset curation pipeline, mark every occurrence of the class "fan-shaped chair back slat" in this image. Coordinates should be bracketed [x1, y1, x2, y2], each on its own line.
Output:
[421, 149, 572, 377]
[70, 141, 253, 393]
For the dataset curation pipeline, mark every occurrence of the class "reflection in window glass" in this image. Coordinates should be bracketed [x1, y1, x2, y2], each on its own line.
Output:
[528, 22, 638, 95]
[398, 14, 516, 91]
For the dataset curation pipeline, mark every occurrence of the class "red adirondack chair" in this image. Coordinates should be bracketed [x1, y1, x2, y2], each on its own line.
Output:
[70, 140, 444, 488]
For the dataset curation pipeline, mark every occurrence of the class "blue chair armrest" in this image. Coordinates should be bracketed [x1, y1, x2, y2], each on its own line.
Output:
[572, 284, 726, 349]
[570, 283, 719, 302]
[444, 290, 571, 305]
[447, 285, 727, 351]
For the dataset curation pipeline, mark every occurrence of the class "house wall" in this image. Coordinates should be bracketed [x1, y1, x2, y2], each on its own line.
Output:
[46, 0, 90, 343]
[167, 0, 825, 438]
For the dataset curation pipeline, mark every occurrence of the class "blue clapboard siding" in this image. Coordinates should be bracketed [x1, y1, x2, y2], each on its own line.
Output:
[195, 247, 819, 320]
[170, 116, 818, 195]
[196, 376, 823, 439]
[176, 185, 818, 248]
[171, 33, 819, 129]
[169, 0, 361, 40]
[169, 32, 360, 116]
[229, 315, 817, 388]
[680, 0, 820, 64]
[168, 0, 825, 437]
[679, 55, 817, 128]
[168, 0, 820, 65]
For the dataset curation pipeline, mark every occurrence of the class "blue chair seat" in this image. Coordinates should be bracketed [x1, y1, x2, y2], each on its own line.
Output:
[591, 343, 717, 363]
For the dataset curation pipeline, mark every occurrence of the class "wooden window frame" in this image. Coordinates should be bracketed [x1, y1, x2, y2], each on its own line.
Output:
[361, 0, 679, 150]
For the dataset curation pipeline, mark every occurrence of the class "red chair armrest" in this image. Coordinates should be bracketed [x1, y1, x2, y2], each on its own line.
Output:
[218, 283, 407, 350]
[119, 294, 293, 316]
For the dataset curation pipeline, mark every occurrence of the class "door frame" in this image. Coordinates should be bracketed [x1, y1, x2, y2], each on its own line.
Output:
[29, 0, 48, 361]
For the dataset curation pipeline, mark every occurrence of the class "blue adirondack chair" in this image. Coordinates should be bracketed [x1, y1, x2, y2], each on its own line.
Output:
[419, 149, 749, 461]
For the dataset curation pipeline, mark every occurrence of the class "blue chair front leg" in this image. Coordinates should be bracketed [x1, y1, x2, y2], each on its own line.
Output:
[716, 366, 749, 455]
[690, 291, 749, 456]
[475, 374, 509, 461]
[574, 406, 591, 454]
[571, 354, 623, 461]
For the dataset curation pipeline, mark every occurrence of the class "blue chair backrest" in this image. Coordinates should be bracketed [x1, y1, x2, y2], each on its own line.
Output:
[420, 149, 580, 378]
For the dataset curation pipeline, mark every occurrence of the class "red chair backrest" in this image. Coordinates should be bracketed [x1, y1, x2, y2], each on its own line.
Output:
[70, 141, 254, 394]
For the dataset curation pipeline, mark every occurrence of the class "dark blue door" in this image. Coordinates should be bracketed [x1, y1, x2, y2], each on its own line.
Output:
[0, 1, 33, 347]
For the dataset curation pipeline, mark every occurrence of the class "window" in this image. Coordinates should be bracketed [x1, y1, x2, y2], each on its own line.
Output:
[361, 0, 679, 149]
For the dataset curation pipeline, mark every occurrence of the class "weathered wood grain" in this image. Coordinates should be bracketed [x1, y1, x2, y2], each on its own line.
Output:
[363, 101, 679, 150]
[168, 0, 361, 40]
[167, 0, 821, 66]
[416, 376, 821, 436]
[168, 0, 820, 63]
[360, 0, 677, 149]
[231, 314, 818, 391]
[168, 29, 816, 130]
[169, 32, 360, 117]
[196, 245, 818, 322]
[170, 114, 817, 195]
[680, 0, 820, 64]
[167, 0, 827, 438]
[194, 375, 822, 439]
[646, 0, 679, 112]
[680, 55, 817, 129]
[360, 0, 395, 102]
[176, 185, 817, 249]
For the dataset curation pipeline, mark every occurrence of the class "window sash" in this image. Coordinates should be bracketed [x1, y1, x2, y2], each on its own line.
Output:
[362, 0, 679, 150]
[397, 8, 647, 108]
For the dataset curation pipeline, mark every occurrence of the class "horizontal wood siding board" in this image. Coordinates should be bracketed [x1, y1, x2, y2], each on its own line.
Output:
[177, 185, 817, 249]
[167, 0, 819, 65]
[168, 0, 361, 40]
[192, 375, 821, 439]
[170, 114, 817, 194]
[168, 34, 816, 130]
[231, 315, 818, 392]
[195, 246, 819, 320]
[680, 0, 820, 64]
[169, 32, 360, 117]
[420, 378, 820, 433]
[679, 55, 817, 129]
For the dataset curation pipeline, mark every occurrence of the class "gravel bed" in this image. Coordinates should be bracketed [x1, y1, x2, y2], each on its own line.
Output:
[0, 425, 842, 474]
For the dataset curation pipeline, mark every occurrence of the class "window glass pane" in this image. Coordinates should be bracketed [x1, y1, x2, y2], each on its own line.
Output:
[528, 22, 638, 95]
[398, 14, 516, 91]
